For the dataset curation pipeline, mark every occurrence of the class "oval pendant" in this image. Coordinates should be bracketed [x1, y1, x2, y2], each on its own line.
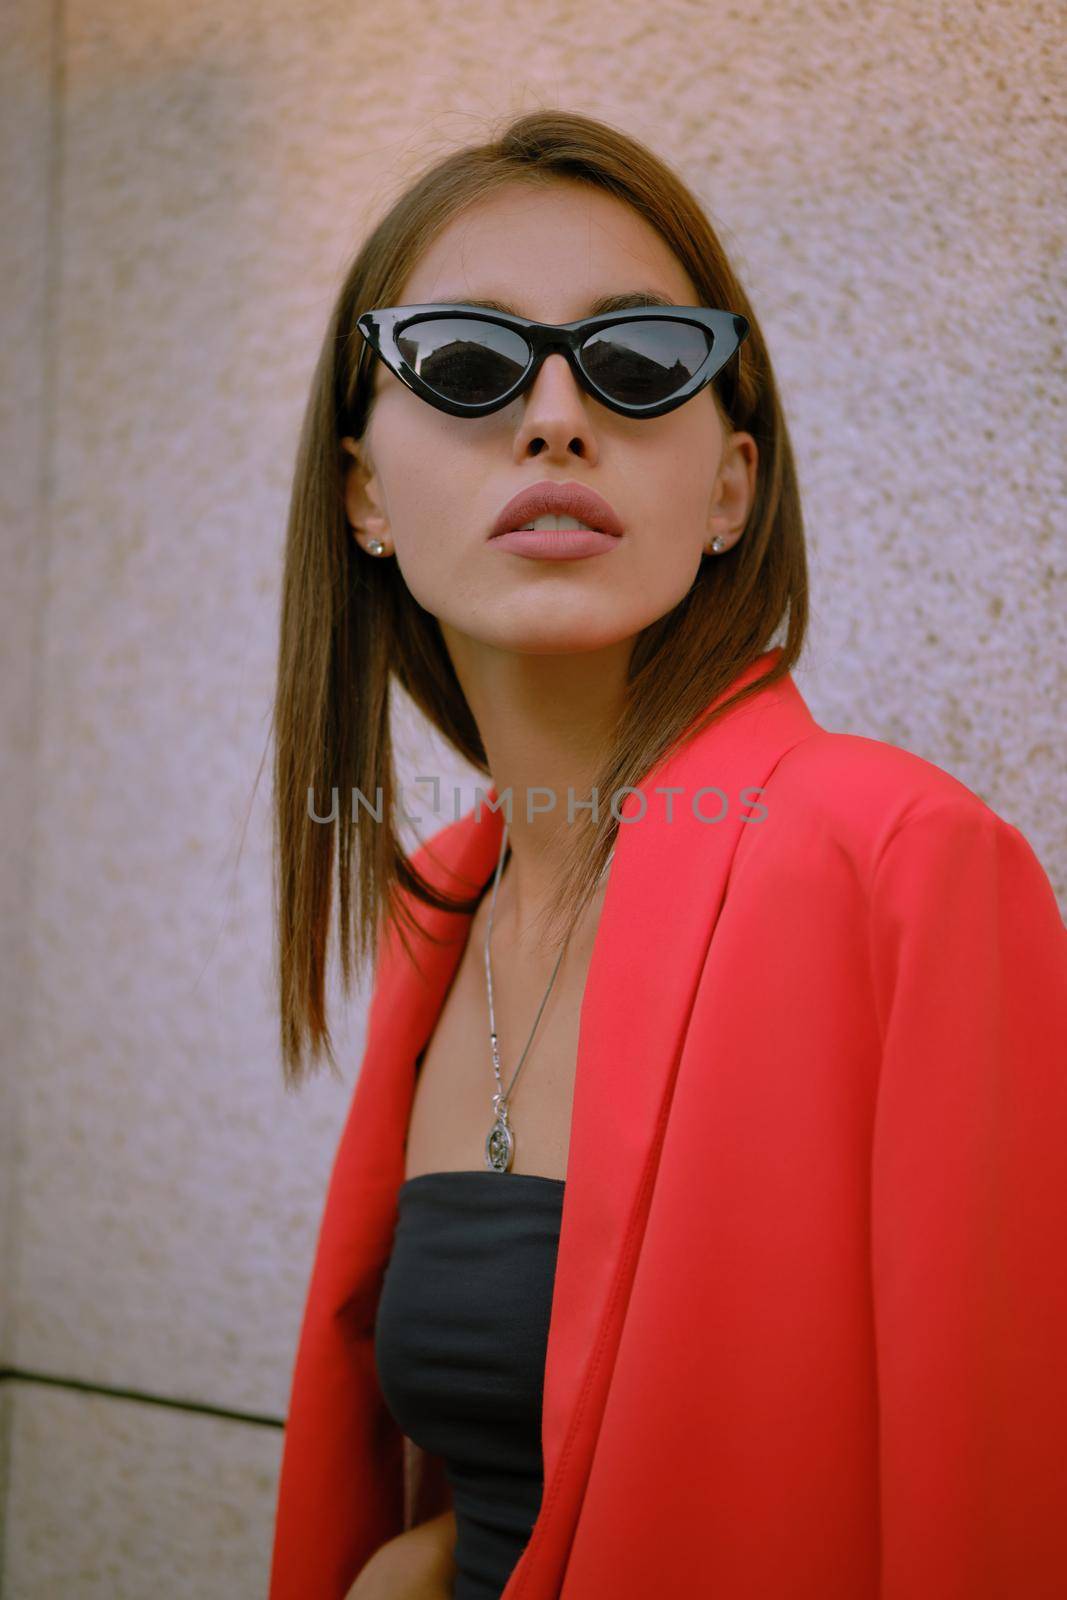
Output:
[485, 1115, 514, 1172]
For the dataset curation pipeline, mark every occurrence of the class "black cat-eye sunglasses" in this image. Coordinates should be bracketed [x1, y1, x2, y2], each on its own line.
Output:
[350, 302, 749, 421]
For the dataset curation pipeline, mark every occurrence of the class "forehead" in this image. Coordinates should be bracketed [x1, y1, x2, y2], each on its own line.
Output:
[397, 179, 701, 319]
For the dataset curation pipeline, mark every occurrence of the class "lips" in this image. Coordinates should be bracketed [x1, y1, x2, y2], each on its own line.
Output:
[489, 480, 625, 541]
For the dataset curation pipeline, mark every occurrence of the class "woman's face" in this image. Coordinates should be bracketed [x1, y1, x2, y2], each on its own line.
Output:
[341, 180, 757, 661]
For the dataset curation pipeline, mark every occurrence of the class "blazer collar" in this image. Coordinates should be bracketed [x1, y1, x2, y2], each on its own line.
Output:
[325, 646, 819, 1595]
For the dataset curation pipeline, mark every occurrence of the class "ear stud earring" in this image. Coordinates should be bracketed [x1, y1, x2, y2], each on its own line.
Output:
[367, 539, 386, 556]
[710, 536, 726, 553]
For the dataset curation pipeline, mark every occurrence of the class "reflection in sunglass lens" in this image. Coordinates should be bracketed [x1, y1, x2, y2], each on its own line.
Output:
[581, 319, 711, 405]
[396, 318, 530, 404]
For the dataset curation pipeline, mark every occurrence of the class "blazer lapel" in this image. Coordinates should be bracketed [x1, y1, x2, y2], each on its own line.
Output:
[507, 648, 818, 1597]
[269, 804, 506, 1597]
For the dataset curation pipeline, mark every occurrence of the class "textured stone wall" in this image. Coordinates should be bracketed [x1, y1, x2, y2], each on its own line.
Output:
[2, 0, 1062, 1591]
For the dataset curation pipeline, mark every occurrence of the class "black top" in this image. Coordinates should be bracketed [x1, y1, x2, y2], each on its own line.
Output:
[374, 1165, 566, 1599]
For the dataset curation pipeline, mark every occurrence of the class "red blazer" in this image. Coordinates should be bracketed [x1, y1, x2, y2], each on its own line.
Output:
[270, 647, 1067, 1599]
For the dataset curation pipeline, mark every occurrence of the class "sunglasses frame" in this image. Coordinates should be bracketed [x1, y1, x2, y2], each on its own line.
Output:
[351, 302, 750, 421]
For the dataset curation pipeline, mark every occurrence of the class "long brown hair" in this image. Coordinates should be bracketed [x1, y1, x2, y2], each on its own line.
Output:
[271, 109, 808, 1088]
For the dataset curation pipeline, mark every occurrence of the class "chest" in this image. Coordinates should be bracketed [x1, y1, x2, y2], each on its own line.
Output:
[403, 898, 603, 1183]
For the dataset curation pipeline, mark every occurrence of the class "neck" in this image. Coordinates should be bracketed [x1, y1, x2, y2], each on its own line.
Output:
[442, 629, 631, 946]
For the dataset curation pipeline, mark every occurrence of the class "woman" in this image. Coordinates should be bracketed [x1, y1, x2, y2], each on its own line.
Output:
[268, 111, 1067, 1600]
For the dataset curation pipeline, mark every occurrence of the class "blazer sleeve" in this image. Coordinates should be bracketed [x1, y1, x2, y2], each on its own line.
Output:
[868, 798, 1067, 1599]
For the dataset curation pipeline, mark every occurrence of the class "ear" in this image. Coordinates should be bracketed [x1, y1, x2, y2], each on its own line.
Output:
[706, 430, 759, 552]
[339, 436, 389, 549]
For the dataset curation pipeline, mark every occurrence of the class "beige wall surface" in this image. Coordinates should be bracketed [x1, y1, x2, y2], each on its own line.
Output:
[2, 0, 1063, 1593]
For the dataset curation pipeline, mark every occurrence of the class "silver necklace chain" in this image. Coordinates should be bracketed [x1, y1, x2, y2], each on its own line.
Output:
[482, 819, 615, 1172]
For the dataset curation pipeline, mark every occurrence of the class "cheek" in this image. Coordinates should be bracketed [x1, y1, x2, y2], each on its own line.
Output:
[628, 530, 707, 602]
[373, 421, 455, 531]
[627, 462, 717, 564]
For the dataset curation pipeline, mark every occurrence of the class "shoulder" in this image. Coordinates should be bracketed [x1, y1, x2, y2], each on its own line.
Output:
[772, 724, 992, 820]
[407, 808, 471, 869]
[747, 724, 1041, 891]
[404, 791, 493, 871]
[734, 727, 1065, 992]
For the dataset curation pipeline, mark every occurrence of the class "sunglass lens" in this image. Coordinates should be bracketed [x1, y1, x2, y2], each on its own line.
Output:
[580, 319, 711, 406]
[396, 318, 530, 405]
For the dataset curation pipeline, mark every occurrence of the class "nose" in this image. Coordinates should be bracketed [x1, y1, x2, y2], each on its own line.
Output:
[512, 351, 599, 460]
